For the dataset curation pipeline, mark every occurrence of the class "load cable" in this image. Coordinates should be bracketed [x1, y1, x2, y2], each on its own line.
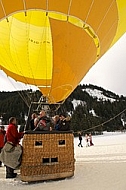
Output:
[73, 108, 126, 134]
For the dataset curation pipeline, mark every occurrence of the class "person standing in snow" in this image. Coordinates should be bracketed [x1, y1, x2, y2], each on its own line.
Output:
[0, 125, 6, 166]
[4, 117, 24, 178]
[30, 113, 37, 130]
[85, 134, 90, 147]
[78, 132, 83, 147]
[89, 133, 94, 146]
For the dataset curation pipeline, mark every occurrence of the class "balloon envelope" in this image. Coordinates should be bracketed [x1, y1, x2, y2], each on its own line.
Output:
[0, 0, 126, 103]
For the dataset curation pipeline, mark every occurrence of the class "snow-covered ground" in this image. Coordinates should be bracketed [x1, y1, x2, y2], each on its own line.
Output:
[75, 131, 126, 163]
[1, 131, 126, 190]
[83, 88, 116, 102]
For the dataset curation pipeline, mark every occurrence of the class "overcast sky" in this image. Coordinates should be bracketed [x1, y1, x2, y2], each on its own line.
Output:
[0, 33, 126, 96]
[81, 33, 126, 96]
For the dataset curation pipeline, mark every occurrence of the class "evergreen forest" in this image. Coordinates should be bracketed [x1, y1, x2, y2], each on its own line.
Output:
[0, 84, 126, 134]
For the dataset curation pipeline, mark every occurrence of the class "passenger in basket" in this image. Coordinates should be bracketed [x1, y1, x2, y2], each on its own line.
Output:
[34, 110, 52, 131]
[58, 113, 71, 131]
[0, 125, 6, 166]
[30, 113, 37, 130]
[5, 117, 24, 178]
[53, 115, 60, 130]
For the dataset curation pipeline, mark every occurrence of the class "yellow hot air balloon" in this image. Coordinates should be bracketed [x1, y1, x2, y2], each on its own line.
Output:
[0, 0, 126, 104]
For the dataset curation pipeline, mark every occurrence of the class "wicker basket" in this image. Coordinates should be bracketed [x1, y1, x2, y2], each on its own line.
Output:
[20, 131, 75, 182]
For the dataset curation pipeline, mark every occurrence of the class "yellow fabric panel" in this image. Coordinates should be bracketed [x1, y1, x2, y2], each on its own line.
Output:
[111, 0, 126, 46]
[48, 12, 67, 21]
[0, 65, 51, 86]
[0, 19, 14, 71]
[47, 85, 73, 104]
[0, 11, 52, 85]
[49, 19, 96, 103]
[14, 11, 49, 27]
[39, 87, 51, 97]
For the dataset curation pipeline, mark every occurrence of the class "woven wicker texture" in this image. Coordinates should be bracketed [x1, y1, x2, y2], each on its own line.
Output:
[20, 132, 75, 182]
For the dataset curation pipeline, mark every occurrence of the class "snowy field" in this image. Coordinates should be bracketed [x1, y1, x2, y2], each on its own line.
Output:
[1, 131, 126, 190]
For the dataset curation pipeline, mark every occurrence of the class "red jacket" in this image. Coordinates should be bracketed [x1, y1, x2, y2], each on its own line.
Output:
[6, 123, 23, 146]
[0, 129, 6, 148]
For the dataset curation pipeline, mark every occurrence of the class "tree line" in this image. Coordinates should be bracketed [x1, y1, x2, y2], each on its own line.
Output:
[0, 84, 126, 133]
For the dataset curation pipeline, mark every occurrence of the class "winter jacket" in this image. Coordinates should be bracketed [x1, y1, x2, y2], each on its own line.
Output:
[79, 134, 82, 141]
[55, 119, 61, 130]
[30, 119, 35, 130]
[6, 124, 23, 146]
[58, 119, 71, 131]
[0, 129, 6, 148]
[34, 116, 51, 131]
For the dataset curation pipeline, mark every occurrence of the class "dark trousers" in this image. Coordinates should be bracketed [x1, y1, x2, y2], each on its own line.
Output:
[78, 140, 83, 147]
[6, 166, 15, 177]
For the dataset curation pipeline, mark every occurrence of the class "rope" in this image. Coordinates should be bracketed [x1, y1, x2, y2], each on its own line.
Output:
[1, 73, 31, 107]
[17, 91, 30, 108]
[85, 0, 94, 23]
[96, 0, 115, 33]
[73, 108, 126, 134]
